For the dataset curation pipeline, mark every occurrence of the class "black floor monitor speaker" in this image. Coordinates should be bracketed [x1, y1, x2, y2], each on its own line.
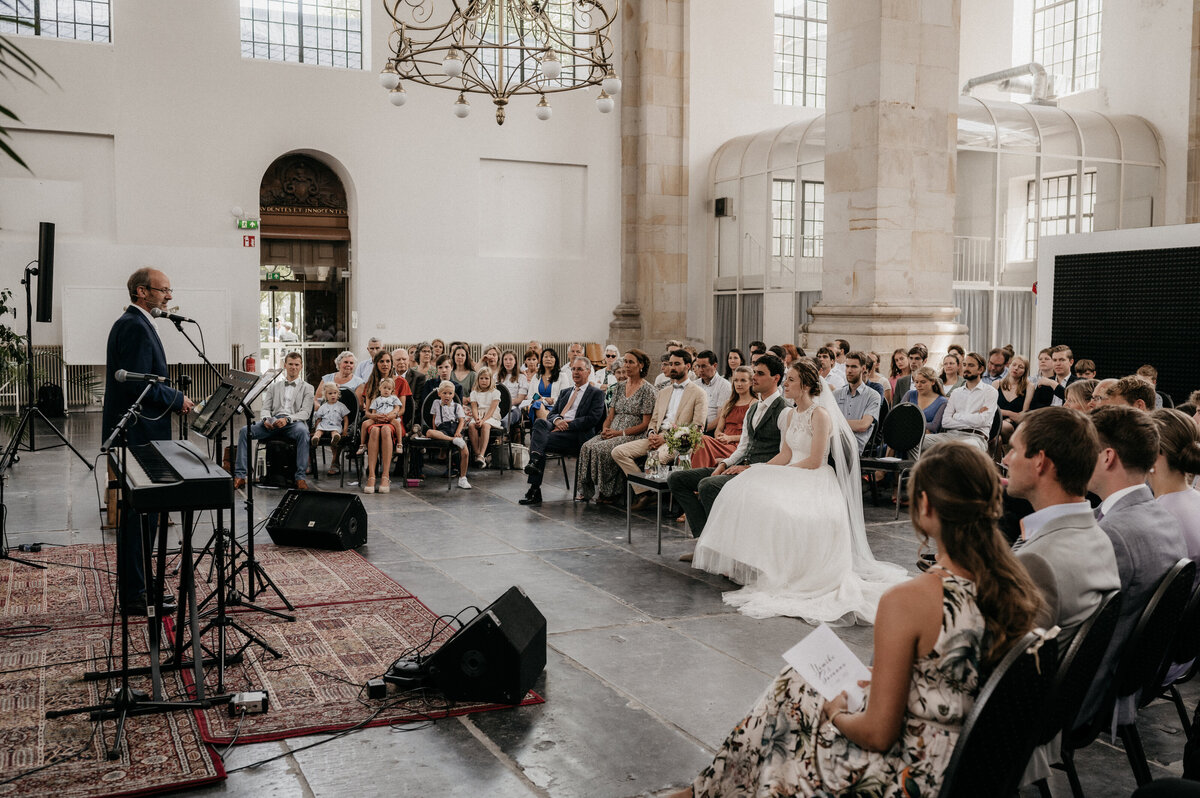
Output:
[427, 585, 546, 704]
[266, 489, 367, 550]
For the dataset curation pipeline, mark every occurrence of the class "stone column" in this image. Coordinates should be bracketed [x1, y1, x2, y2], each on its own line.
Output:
[802, 0, 967, 356]
[608, 0, 689, 354]
[1188, 0, 1200, 223]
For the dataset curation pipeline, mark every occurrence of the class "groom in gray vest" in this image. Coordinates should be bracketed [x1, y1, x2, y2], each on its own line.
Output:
[669, 354, 786, 545]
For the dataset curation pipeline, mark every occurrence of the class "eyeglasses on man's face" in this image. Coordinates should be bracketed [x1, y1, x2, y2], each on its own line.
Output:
[145, 285, 172, 294]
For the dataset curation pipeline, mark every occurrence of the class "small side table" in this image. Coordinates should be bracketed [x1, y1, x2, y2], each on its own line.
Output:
[626, 471, 675, 554]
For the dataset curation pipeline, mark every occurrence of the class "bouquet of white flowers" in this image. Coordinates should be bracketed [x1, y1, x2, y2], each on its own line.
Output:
[662, 423, 704, 457]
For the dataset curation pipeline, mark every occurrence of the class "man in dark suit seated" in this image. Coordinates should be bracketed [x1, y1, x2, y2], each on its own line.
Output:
[102, 267, 195, 616]
[519, 357, 605, 506]
[1081, 405, 1186, 728]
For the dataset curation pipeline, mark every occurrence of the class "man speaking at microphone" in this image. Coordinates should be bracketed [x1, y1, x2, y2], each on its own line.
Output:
[102, 267, 195, 616]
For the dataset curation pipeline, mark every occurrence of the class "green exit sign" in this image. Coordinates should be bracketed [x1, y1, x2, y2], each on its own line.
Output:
[237, 219, 259, 230]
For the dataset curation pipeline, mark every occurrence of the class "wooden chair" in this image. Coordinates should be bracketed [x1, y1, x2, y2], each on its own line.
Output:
[937, 629, 1059, 798]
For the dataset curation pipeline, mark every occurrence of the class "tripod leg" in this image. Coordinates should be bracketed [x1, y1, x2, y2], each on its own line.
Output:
[28, 407, 92, 468]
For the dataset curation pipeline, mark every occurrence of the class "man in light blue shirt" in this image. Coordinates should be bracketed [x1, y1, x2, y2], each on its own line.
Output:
[832, 351, 880, 454]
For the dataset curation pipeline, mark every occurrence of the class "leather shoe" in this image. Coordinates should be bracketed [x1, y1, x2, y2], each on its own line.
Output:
[678, 552, 693, 563]
[295, 479, 309, 491]
[523, 457, 545, 478]
[518, 489, 543, 506]
[233, 477, 246, 490]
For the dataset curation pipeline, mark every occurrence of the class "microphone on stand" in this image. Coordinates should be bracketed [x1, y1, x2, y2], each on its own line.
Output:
[151, 307, 196, 324]
[114, 369, 171, 384]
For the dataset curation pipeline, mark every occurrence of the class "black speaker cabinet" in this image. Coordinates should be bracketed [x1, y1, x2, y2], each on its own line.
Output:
[427, 585, 546, 704]
[266, 490, 367, 550]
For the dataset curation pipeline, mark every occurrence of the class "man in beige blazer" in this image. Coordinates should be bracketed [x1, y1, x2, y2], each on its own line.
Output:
[612, 348, 707, 509]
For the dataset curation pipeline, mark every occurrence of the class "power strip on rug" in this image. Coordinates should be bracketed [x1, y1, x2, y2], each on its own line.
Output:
[228, 690, 269, 717]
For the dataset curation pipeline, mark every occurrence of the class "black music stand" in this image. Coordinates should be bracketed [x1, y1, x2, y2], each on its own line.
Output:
[48, 382, 208, 760]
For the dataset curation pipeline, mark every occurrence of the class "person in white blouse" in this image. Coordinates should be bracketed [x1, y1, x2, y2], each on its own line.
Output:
[921, 352, 998, 453]
[592, 344, 621, 387]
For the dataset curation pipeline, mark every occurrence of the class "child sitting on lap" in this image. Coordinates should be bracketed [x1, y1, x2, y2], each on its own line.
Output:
[426, 380, 472, 490]
[360, 377, 402, 494]
[310, 382, 350, 475]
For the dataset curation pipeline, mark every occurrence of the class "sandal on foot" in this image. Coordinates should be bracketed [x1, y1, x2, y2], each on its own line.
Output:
[327, 465, 341, 476]
[378, 479, 391, 494]
[363, 478, 375, 494]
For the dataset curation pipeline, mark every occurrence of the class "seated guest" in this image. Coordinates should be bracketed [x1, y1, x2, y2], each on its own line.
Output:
[603, 361, 626, 408]
[674, 444, 1041, 798]
[1091, 377, 1118, 407]
[1148, 409, 1200, 570]
[233, 352, 314, 491]
[831, 338, 849, 379]
[310, 381, 350, 475]
[420, 355, 463, 405]
[690, 366, 753, 470]
[1028, 347, 1064, 410]
[981, 346, 1011, 385]
[888, 347, 910, 394]
[834, 351, 881, 454]
[1051, 345, 1077, 389]
[939, 352, 964, 392]
[723, 348, 745, 378]
[815, 345, 846, 391]
[521, 347, 563, 422]
[593, 344, 622, 387]
[479, 344, 501, 372]
[466, 367, 502, 469]
[519, 358, 606, 506]
[359, 376, 402, 493]
[495, 348, 523, 418]
[430, 338, 446, 359]
[863, 351, 891, 404]
[1176, 401, 1197, 418]
[565, 342, 595, 384]
[921, 352, 996, 453]
[1064, 378, 1098, 411]
[668, 355, 785, 540]
[692, 350, 731, 433]
[1075, 358, 1097, 380]
[903, 366, 947, 434]
[892, 344, 927, 400]
[612, 349, 708, 510]
[394, 347, 424, 402]
[357, 349, 409, 445]
[767, 344, 787, 362]
[576, 350, 655, 503]
[1102, 375, 1156, 410]
[747, 340, 767, 364]
[413, 341, 435, 378]
[449, 343, 476, 394]
[354, 337, 384, 381]
[424, 380, 472, 490]
[653, 351, 672, 387]
[782, 343, 803, 369]
[1081, 406, 1186, 729]
[1137, 365, 1164, 408]
[996, 355, 1033, 443]
[502, 349, 538, 434]
[526, 339, 542, 357]
[318, 350, 364, 405]
[1004, 407, 1120, 783]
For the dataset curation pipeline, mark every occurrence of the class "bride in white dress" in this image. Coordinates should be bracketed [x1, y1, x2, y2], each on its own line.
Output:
[692, 359, 908, 623]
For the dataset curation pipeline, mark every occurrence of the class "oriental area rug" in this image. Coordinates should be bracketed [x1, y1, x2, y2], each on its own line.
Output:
[0, 542, 544, 795]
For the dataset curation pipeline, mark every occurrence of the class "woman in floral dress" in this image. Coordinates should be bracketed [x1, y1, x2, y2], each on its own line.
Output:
[674, 444, 1043, 798]
[576, 350, 655, 503]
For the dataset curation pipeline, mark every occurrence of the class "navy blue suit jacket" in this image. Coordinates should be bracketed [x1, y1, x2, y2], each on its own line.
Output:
[548, 383, 605, 440]
[102, 307, 183, 447]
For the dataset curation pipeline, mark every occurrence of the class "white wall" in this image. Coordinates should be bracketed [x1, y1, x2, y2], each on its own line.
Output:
[0, 0, 622, 361]
[685, 0, 820, 345]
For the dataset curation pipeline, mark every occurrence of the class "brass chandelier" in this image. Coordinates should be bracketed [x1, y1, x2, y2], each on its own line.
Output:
[378, 0, 621, 125]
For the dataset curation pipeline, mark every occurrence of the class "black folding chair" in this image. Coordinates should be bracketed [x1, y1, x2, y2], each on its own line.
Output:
[484, 383, 512, 473]
[937, 630, 1059, 798]
[1158, 578, 1200, 733]
[1061, 559, 1196, 794]
[859, 402, 925, 519]
[1031, 590, 1122, 798]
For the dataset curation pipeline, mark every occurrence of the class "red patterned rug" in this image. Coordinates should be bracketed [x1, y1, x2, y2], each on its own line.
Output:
[178, 597, 544, 745]
[0, 622, 224, 796]
[0, 542, 413, 629]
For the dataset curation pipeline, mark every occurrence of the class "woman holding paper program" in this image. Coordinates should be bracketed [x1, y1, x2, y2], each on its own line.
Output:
[674, 444, 1042, 798]
[692, 359, 907, 622]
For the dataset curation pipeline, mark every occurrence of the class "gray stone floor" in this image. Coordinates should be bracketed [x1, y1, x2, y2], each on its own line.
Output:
[2, 414, 1193, 797]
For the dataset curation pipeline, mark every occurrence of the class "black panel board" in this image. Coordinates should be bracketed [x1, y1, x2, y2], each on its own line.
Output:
[1051, 245, 1200, 404]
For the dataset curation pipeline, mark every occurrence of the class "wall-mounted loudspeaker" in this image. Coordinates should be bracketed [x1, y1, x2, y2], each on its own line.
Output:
[714, 197, 733, 218]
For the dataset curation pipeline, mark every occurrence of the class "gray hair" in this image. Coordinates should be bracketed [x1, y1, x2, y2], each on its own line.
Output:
[367, 337, 382, 346]
[571, 356, 592, 368]
[334, 350, 355, 366]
